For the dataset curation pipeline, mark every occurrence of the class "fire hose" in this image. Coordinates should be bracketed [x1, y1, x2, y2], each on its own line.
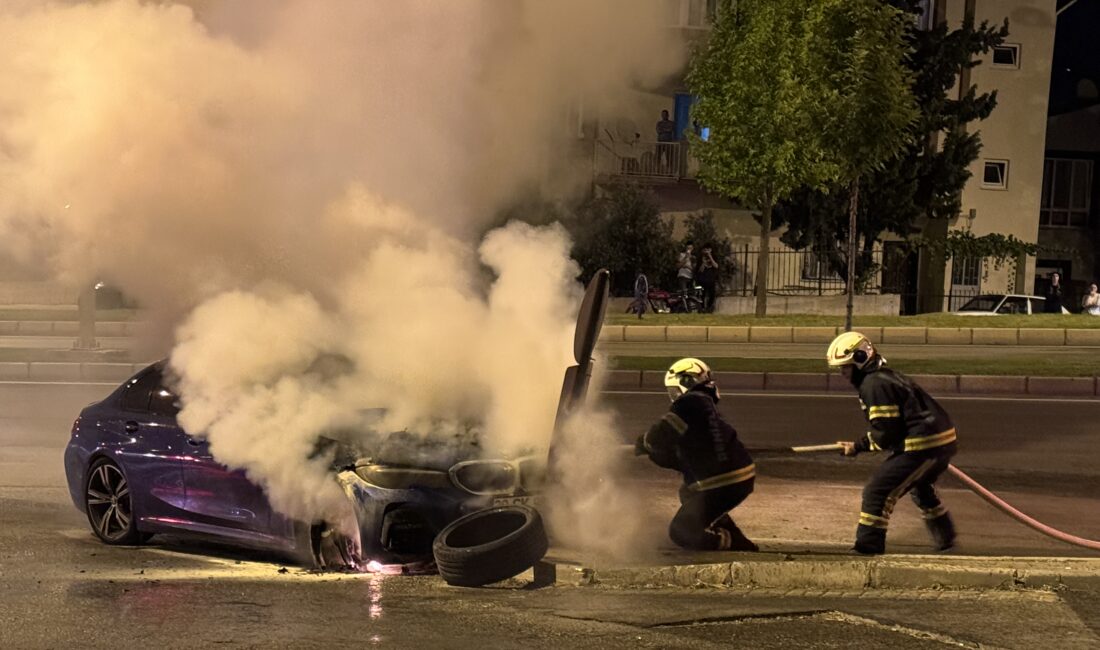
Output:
[624, 442, 1100, 551]
[790, 443, 1100, 551]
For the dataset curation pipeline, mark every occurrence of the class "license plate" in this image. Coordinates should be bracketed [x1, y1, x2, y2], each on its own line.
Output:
[492, 495, 541, 508]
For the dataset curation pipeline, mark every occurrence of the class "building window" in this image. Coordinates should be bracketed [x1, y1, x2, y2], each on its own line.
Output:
[981, 160, 1009, 189]
[991, 44, 1020, 69]
[951, 256, 981, 287]
[1040, 158, 1093, 228]
[916, 0, 934, 30]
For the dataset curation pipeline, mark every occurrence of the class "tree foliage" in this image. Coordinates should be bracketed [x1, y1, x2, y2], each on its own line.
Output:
[772, 1, 1009, 283]
[688, 0, 837, 211]
[809, 0, 917, 182]
[911, 230, 1041, 266]
[569, 182, 676, 296]
[688, 0, 842, 315]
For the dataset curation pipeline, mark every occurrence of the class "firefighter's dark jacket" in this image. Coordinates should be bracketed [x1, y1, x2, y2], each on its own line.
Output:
[637, 384, 755, 491]
[852, 360, 956, 454]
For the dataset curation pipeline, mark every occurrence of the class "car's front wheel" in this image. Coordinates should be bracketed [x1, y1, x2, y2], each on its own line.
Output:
[309, 521, 362, 570]
[84, 457, 149, 545]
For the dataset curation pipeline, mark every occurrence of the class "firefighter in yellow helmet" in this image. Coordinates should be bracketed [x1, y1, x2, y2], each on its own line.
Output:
[634, 358, 758, 551]
[827, 332, 958, 555]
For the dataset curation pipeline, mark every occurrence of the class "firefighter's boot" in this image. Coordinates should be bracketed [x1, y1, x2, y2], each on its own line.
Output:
[924, 512, 956, 552]
[853, 524, 886, 555]
[712, 514, 759, 552]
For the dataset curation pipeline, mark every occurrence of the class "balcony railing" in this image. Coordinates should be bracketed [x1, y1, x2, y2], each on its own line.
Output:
[594, 139, 698, 181]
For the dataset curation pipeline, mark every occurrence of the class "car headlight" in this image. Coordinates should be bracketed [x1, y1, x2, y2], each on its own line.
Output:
[448, 460, 517, 496]
[354, 463, 452, 490]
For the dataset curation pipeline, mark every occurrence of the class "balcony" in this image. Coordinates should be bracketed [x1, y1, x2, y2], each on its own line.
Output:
[593, 139, 699, 182]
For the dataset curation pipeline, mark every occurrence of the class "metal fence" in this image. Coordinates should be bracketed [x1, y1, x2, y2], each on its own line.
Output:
[719, 248, 988, 314]
[724, 248, 885, 296]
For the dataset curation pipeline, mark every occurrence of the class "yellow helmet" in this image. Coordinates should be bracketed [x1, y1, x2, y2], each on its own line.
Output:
[664, 357, 712, 401]
[826, 331, 876, 369]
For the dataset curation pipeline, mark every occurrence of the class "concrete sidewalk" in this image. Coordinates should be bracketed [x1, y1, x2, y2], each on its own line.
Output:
[543, 551, 1100, 592]
[539, 470, 1100, 593]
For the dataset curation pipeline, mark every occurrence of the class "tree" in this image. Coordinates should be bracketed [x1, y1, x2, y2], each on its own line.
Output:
[570, 182, 677, 296]
[688, 0, 839, 316]
[772, 2, 1009, 313]
[807, 0, 918, 330]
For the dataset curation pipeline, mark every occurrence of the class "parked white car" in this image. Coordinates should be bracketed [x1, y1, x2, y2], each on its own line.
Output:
[952, 294, 1070, 315]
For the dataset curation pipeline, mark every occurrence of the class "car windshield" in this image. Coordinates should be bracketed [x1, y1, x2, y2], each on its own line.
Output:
[957, 295, 1002, 312]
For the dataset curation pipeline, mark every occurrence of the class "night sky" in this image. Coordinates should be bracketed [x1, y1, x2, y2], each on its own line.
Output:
[1049, 0, 1100, 114]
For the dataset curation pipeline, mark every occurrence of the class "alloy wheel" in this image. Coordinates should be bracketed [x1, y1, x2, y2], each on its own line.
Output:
[86, 462, 134, 542]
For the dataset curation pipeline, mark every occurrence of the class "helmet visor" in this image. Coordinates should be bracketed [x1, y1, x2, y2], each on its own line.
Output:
[666, 386, 682, 402]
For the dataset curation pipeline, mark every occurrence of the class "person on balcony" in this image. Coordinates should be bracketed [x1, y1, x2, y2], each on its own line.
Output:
[656, 109, 676, 171]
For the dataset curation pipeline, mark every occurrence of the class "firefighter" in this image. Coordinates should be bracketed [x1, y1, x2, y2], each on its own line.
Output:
[827, 331, 958, 555]
[634, 358, 758, 551]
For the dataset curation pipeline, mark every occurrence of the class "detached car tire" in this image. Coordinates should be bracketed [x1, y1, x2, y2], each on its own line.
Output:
[432, 505, 548, 587]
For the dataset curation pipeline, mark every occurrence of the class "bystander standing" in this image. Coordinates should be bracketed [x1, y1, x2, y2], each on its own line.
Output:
[1083, 283, 1100, 315]
[677, 243, 695, 292]
[697, 245, 719, 313]
[1044, 272, 1064, 313]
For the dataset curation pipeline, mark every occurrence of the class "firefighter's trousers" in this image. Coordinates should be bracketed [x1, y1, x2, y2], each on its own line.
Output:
[856, 443, 957, 554]
[670, 478, 756, 551]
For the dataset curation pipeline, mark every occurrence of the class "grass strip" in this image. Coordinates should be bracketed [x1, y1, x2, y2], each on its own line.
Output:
[609, 355, 1098, 377]
[605, 313, 1100, 329]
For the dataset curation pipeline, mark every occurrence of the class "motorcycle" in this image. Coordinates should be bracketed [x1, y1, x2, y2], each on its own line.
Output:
[647, 286, 705, 314]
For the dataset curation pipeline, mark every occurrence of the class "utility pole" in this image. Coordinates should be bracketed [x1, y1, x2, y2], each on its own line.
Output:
[74, 283, 98, 350]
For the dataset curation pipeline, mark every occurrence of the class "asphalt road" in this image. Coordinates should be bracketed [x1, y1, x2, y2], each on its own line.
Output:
[602, 390, 1100, 491]
[2, 383, 1099, 647]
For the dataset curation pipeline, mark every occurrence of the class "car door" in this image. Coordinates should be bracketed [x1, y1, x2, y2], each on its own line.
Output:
[110, 366, 188, 519]
[176, 390, 274, 535]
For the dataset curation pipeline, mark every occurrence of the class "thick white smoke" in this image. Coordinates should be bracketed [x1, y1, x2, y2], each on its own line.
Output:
[170, 216, 580, 521]
[0, 1, 684, 533]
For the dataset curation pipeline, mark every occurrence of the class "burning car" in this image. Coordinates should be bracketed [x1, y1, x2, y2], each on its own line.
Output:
[63, 270, 608, 583]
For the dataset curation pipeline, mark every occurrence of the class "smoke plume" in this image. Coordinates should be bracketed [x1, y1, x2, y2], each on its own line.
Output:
[0, 1, 684, 529]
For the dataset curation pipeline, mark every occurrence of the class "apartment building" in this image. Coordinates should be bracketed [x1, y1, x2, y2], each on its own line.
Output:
[939, 0, 1056, 308]
[580, 0, 1059, 312]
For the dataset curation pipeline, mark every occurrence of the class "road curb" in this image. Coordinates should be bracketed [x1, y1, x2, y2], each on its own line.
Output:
[609, 370, 1100, 397]
[544, 554, 1100, 592]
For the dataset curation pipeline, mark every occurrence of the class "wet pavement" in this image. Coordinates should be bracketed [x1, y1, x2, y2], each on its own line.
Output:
[3, 385, 1099, 647]
[1, 485, 1096, 649]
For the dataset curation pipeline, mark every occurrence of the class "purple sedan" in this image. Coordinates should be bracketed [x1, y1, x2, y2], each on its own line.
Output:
[63, 361, 544, 569]
[63, 269, 609, 573]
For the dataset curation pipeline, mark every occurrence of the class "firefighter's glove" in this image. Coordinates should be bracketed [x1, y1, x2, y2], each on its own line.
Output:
[634, 435, 648, 457]
[837, 441, 859, 457]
